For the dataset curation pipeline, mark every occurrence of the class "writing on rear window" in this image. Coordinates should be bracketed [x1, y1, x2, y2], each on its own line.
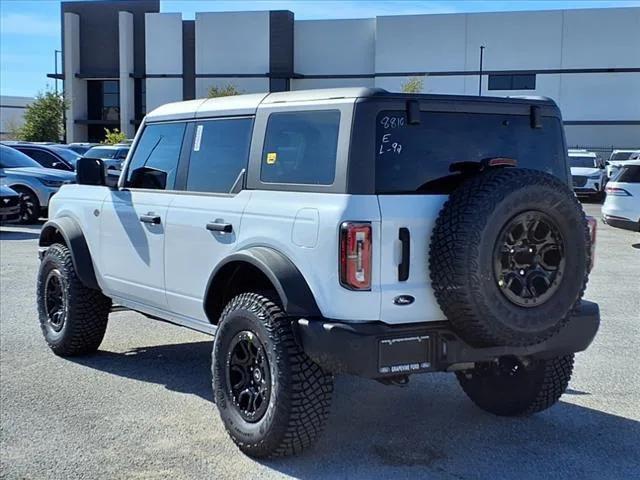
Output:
[379, 115, 405, 129]
[379, 133, 403, 155]
[375, 110, 566, 194]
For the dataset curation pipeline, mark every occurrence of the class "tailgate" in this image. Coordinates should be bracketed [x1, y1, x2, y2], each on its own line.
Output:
[377, 195, 449, 324]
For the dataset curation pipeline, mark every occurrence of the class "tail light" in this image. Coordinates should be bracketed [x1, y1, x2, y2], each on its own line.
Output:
[339, 222, 372, 290]
[605, 186, 631, 196]
[586, 216, 597, 272]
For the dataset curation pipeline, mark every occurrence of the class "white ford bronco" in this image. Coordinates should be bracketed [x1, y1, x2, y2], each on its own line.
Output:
[37, 88, 600, 458]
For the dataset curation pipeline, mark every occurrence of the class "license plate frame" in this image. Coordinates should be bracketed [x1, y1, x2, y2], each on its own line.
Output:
[378, 335, 431, 375]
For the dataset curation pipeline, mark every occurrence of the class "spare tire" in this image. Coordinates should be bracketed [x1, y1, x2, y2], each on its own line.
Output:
[429, 168, 589, 347]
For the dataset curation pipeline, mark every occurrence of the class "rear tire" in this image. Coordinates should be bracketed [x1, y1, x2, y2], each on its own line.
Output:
[212, 292, 333, 458]
[456, 355, 574, 416]
[37, 244, 111, 356]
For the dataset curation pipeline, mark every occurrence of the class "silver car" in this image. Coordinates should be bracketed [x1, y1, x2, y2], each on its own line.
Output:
[82, 145, 130, 175]
[0, 145, 76, 223]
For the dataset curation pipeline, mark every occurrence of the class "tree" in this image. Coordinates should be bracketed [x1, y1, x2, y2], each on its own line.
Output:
[17, 91, 66, 142]
[400, 76, 425, 94]
[101, 128, 127, 145]
[207, 83, 242, 98]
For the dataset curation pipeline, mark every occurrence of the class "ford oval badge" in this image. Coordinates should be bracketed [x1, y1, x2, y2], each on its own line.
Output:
[393, 295, 415, 306]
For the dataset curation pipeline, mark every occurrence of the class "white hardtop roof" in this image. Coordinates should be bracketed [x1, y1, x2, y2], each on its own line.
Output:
[145, 88, 384, 122]
[611, 149, 640, 153]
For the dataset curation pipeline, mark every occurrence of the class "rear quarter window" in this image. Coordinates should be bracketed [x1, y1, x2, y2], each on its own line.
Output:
[615, 165, 640, 183]
[261, 110, 340, 185]
[375, 110, 566, 193]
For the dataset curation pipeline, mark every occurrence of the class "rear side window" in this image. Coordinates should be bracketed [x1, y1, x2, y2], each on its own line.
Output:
[186, 118, 253, 194]
[116, 149, 129, 159]
[126, 122, 186, 189]
[375, 111, 566, 193]
[615, 165, 640, 183]
[261, 110, 340, 185]
[19, 148, 59, 169]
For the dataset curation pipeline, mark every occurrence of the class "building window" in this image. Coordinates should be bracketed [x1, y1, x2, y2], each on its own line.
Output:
[488, 74, 536, 90]
[102, 81, 120, 121]
[135, 79, 146, 119]
[87, 80, 120, 122]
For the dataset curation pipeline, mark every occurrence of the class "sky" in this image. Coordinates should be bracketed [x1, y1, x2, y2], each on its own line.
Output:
[1, 0, 639, 97]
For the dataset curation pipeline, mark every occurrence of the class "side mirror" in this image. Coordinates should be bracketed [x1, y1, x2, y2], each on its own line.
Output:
[76, 158, 106, 186]
[128, 166, 167, 190]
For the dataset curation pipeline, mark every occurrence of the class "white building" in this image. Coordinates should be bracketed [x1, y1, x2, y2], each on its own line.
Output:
[0, 96, 33, 140]
[53, 1, 639, 149]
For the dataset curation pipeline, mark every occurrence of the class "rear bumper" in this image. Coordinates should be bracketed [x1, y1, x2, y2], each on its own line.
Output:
[602, 214, 640, 232]
[295, 300, 600, 379]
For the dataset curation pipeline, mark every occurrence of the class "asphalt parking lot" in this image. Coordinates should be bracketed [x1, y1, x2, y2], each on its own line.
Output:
[1, 202, 639, 480]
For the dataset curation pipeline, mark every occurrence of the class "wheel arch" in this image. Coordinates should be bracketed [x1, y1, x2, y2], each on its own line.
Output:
[204, 247, 321, 324]
[39, 217, 99, 290]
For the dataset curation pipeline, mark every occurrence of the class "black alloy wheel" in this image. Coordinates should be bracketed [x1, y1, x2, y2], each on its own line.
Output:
[494, 211, 565, 308]
[226, 330, 271, 422]
[44, 269, 67, 332]
[14, 188, 40, 223]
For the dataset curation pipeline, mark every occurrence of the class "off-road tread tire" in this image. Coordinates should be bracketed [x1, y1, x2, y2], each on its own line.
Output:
[213, 292, 333, 458]
[429, 168, 590, 347]
[456, 354, 574, 416]
[37, 243, 111, 356]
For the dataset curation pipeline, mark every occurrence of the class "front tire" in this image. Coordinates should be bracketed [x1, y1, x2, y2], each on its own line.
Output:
[212, 292, 333, 458]
[37, 244, 111, 356]
[456, 355, 574, 416]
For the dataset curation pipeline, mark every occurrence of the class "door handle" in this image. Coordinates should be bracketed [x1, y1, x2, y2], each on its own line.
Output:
[398, 227, 410, 281]
[206, 222, 233, 233]
[139, 214, 161, 225]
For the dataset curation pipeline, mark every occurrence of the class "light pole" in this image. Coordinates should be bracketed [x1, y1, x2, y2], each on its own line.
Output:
[54, 49, 62, 95]
[478, 45, 485, 96]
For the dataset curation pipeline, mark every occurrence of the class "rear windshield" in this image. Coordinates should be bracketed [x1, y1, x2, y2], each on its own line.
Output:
[569, 156, 597, 168]
[615, 165, 640, 183]
[375, 111, 566, 193]
[610, 152, 635, 161]
[84, 147, 118, 159]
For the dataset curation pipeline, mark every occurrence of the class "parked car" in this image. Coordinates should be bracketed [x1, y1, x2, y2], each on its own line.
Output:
[0, 145, 75, 223]
[568, 149, 607, 199]
[8, 144, 80, 172]
[607, 149, 640, 179]
[0, 183, 21, 224]
[82, 145, 130, 173]
[602, 159, 640, 232]
[61, 143, 99, 156]
[36, 88, 599, 458]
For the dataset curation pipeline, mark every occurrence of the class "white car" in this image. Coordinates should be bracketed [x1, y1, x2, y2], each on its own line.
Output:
[568, 149, 607, 199]
[602, 159, 640, 232]
[606, 149, 640, 179]
[35, 88, 600, 458]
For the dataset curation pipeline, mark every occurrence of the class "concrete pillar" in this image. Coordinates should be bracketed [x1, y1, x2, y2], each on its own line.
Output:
[119, 12, 135, 138]
[145, 13, 184, 112]
[63, 12, 86, 142]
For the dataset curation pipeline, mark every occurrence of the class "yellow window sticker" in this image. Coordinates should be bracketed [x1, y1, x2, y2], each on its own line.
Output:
[266, 152, 277, 165]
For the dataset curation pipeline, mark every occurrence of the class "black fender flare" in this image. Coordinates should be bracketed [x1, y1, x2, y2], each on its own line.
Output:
[39, 217, 100, 290]
[204, 246, 321, 322]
